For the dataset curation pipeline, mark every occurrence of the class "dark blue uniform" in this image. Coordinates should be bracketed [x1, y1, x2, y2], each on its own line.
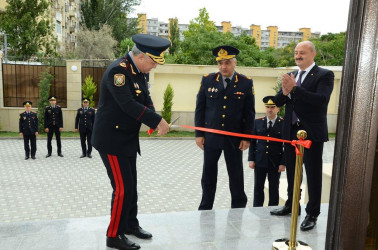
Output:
[195, 72, 255, 209]
[19, 111, 38, 158]
[75, 107, 95, 156]
[92, 53, 162, 238]
[44, 105, 63, 155]
[248, 116, 285, 207]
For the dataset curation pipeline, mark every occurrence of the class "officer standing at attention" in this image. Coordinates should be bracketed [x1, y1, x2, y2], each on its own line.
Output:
[44, 95, 64, 157]
[248, 96, 285, 207]
[92, 34, 170, 250]
[75, 97, 95, 158]
[19, 101, 38, 160]
[195, 45, 255, 210]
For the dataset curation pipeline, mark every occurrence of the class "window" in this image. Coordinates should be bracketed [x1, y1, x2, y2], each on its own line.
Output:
[56, 20, 62, 34]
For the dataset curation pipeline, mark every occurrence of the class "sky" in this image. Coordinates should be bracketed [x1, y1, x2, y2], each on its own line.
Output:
[131, 0, 351, 35]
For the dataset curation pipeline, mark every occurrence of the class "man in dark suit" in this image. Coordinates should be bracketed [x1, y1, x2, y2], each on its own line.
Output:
[44, 95, 64, 157]
[92, 34, 170, 250]
[195, 45, 255, 210]
[248, 96, 285, 207]
[19, 101, 38, 160]
[75, 97, 95, 158]
[270, 41, 334, 231]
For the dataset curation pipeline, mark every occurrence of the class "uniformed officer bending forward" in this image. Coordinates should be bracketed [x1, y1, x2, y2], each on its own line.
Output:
[92, 34, 170, 250]
[248, 96, 285, 207]
[195, 45, 255, 210]
[19, 101, 38, 160]
[75, 97, 95, 158]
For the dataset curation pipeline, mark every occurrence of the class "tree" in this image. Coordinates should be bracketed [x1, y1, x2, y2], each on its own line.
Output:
[75, 25, 117, 59]
[82, 75, 97, 107]
[169, 18, 180, 56]
[311, 32, 346, 66]
[161, 83, 174, 124]
[37, 69, 53, 133]
[119, 37, 135, 56]
[175, 8, 262, 66]
[81, 0, 140, 44]
[0, 0, 57, 59]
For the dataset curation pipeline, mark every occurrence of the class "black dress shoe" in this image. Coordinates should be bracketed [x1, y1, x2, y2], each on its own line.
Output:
[80, 155, 86, 158]
[46, 154, 52, 158]
[25, 156, 29, 160]
[125, 226, 152, 239]
[270, 205, 301, 216]
[31, 156, 36, 160]
[58, 153, 64, 157]
[87, 154, 92, 158]
[300, 215, 317, 231]
[106, 234, 140, 250]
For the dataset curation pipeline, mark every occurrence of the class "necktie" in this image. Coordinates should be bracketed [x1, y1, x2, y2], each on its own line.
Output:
[292, 71, 306, 124]
[267, 120, 273, 132]
[225, 78, 231, 88]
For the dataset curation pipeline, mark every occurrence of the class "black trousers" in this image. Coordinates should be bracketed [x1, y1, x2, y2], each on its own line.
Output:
[79, 128, 92, 155]
[199, 140, 247, 210]
[284, 124, 324, 217]
[99, 152, 139, 237]
[253, 164, 281, 207]
[47, 126, 61, 154]
[23, 134, 36, 157]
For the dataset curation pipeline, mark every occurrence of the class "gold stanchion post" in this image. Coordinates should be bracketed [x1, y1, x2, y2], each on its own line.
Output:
[272, 130, 312, 250]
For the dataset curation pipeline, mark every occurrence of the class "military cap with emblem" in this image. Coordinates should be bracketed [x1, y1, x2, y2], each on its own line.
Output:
[212, 45, 240, 61]
[263, 96, 276, 107]
[23, 101, 32, 107]
[82, 97, 90, 102]
[132, 34, 171, 65]
[48, 95, 57, 101]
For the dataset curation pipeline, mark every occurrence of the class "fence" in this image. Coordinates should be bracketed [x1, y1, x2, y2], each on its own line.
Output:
[1, 57, 67, 107]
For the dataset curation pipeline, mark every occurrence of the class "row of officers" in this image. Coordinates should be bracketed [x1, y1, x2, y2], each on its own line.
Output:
[19, 96, 95, 160]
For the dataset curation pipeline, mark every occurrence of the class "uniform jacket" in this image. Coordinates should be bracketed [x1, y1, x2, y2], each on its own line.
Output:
[195, 71, 255, 149]
[75, 107, 95, 132]
[19, 111, 38, 135]
[92, 53, 162, 156]
[248, 116, 285, 168]
[44, 105, 63, 128]
[274, 65, 334, 142]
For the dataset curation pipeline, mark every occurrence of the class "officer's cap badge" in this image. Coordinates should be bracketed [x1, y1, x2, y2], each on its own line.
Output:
[114, 74, 125, 87]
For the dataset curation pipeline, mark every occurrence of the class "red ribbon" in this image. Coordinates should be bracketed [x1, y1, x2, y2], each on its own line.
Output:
[179, 125, 312, 155]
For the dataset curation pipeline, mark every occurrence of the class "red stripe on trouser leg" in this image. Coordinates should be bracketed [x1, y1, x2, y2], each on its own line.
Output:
[106, 154, 123, 237]
[111, 155, 125, 237]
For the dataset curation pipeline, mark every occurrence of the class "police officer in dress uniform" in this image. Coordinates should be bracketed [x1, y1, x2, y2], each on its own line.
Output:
[75, 97, 95, 158]
[195, 45, 255, 210]
[248, 96, 285, 207]
[19, 101, 38, 160]
[44, 95, 64, 157]
[92, 34, 170, 250]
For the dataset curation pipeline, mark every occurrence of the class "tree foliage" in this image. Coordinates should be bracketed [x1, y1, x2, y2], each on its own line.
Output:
[311, 32, 346, 66]
[119, 37, 135, 56]
[161, 83, 174, 124]
[169, 18, 180, 56]
[0, 0, 57, 59]
[82, 75, 97, 107]
[75, 25, 117, 59]
[37, 69, 53, 133]
[81, 0, 140, 44]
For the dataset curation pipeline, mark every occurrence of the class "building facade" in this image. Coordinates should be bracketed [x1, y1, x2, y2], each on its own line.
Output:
[137, 14, 321, 50]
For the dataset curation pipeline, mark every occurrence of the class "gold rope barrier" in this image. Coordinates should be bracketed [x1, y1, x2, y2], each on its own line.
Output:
[272, 130, 312, 250]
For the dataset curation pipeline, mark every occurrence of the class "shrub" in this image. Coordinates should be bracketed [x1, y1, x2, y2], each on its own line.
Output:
[82, 75, 97, 107]
[161, 83, 174, 124]
[37, 68, 53, 133]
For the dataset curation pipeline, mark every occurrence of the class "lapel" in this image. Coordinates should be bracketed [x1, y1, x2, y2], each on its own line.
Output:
[300, 64, 319, 88]
[261, 117, 267, 133]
